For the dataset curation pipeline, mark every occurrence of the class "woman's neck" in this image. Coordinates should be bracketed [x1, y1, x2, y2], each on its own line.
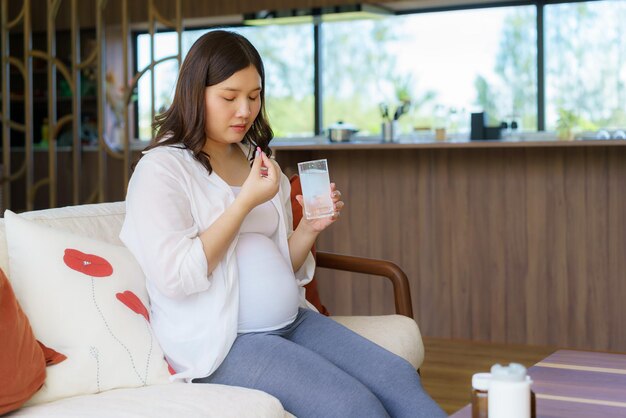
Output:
[203, 141, 250, 186]
[203, 140, 240, 160]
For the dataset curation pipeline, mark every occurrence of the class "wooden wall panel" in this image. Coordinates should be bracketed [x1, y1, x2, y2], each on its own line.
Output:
[585, 148, 610, 348]
[10, 0, 406, 31]
[563, 149, 587, 348]
[608, 150, 626, 351]
[11, 0, 520, 31]
[7, 150, 140, 212]
[449, 151, 471, 340]
[502, 150, 528, 344]
[275, 146, 626, 352]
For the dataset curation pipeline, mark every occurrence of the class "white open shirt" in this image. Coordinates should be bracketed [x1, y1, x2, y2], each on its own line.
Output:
[120, 143, 315, 381]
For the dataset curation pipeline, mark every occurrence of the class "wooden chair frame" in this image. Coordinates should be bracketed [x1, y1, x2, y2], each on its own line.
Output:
[315, 252, 414, 319]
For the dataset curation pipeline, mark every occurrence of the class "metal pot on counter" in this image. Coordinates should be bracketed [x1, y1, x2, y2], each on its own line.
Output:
[327, 121, 358, 142]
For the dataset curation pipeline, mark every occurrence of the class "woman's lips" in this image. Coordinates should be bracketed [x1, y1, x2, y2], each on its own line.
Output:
[231, 124, 246, 133]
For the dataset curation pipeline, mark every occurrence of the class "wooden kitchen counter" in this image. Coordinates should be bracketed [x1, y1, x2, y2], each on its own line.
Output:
[271, 137, 626, 150]
[273, 139, 626, 353]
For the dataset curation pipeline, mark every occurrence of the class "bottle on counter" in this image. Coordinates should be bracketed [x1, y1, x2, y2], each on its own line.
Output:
[500, 121, 509, 140]
[509, 121, 519, 140]
[471, 364, 536, 418]
[433, 104, 447, 141]
[457, 107, 470, 138]
[488, 363, 533, 418]
[510, 115, 520, 140]
[471, 372, 490, 418]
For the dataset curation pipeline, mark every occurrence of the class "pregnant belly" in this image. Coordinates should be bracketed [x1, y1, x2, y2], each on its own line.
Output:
[235, 233, 301, 333]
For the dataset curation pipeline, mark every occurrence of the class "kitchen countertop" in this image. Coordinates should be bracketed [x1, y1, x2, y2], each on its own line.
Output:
[18, 136, 623, 152]
[270, 136, 626, 150]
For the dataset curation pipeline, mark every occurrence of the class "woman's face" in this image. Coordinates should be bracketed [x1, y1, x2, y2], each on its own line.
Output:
[204, 65, 262, 145]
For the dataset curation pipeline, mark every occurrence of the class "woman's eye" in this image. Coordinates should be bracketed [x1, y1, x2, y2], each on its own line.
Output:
[249, 96, 259, 101]
[223, 97, 235, 102]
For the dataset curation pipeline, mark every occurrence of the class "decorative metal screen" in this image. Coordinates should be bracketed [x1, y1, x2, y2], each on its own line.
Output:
[0, 0, 182, 211]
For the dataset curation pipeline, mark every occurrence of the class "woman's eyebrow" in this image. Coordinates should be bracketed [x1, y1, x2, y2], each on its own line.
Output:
[220, 87, 262, 92]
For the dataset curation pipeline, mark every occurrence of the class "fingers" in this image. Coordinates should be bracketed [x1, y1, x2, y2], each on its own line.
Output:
[295, 195, 304, 208]
[253, 147, 274, 179]
[329, 183, 342, 200]
[260, 151, 278, 179]
[259, 149, 271, 166]
[333, 200, 344, 216]
[328, 183, 343, 215]
[330, 207, 342, 221]
[251, 147, 263, 170]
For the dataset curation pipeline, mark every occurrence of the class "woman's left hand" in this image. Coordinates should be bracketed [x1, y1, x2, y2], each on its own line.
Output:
[295, 183, 345, 233]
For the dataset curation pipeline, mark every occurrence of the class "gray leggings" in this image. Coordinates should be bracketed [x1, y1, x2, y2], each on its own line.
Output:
[194, 309, 447, 418]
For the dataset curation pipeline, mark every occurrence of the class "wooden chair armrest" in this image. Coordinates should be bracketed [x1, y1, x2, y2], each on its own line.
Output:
[315, 251, 414, 318]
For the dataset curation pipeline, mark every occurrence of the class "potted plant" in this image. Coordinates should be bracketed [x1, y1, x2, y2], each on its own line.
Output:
[556, 108, 578, 141]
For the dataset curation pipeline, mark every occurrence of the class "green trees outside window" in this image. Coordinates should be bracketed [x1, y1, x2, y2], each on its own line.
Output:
[137, 25, 313, 141]
[136, 0, 626, 140]
[322, 7, 537, 137]
[546, 1, 626, 132]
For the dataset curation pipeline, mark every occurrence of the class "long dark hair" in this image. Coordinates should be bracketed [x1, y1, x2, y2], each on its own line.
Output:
[143, 30, 273, 173]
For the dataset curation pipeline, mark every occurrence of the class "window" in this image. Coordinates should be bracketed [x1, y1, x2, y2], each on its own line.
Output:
[135, 0, 626, 140]
[136, 25, 314, 141]
[322, 6, 537, 137]
[136, 32, 180, 140]
[545, 0, 626, 131]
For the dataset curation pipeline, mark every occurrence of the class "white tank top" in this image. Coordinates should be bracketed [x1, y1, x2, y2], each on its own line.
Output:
[231, 186, 300, 333]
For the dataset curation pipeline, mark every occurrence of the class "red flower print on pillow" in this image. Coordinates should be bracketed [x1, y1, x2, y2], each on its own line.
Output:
[116, 291, 150, 322]
[116, 291, 171, 377]
[63, 249, 113, 277]
[63, 249, 149, 386]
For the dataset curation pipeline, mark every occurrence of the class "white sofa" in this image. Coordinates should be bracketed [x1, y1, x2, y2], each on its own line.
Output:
[1, 201, 424, 417]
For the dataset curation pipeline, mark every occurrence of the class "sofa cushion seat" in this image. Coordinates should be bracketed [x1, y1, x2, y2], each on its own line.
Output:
[0, 201, 424, 415]
[332, 315, 424, 369]
[7, 383, 286, 418]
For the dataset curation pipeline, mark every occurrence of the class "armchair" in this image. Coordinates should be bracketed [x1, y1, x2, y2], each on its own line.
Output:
[316, 251, 414, 318]
[315, 251, 424, 372]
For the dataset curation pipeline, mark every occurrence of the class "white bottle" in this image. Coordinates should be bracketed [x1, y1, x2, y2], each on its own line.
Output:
[488, 363, 532, 418]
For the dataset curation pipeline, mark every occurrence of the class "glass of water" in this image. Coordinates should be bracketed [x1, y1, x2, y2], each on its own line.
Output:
[297, 159, 334, 220]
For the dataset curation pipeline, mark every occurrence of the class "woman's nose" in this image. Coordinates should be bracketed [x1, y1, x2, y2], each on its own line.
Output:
[236, 100, 251, 118]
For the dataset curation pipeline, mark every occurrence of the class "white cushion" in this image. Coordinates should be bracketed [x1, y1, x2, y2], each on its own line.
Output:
[7, 383, 286, 417]
[0, 201, 127, 273]
[332, 315, 424, 369]
[3, 210, 171, 406]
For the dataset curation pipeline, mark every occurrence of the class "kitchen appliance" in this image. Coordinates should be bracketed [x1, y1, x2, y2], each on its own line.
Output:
[327, 121, 358, 142]
[470, 112, 501, 140]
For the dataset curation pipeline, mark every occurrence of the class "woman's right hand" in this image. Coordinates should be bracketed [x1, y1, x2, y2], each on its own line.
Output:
[238, 148, 279, 210]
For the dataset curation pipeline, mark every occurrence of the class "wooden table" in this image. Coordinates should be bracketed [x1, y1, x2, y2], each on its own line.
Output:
[450, 350, 626, 417]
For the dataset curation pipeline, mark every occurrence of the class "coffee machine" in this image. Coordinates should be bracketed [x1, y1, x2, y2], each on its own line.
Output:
[470, 112, 502, 140]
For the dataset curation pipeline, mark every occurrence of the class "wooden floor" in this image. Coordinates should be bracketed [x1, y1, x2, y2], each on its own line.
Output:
[420, 337, 558, 415]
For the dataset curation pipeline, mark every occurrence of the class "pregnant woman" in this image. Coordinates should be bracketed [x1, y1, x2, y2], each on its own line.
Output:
[120, 29, 446, 418]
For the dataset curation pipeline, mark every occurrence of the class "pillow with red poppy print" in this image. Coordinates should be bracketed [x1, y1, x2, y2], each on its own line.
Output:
[3, 210, 170, 406]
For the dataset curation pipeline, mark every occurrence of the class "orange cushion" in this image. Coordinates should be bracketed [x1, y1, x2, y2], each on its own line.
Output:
[290, 175, 330, 316]
[38, 341, 67, 367]
[0, 268, 46, 414]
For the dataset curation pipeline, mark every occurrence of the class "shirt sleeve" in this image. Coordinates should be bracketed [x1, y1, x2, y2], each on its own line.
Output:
[280, 172, 315, 285]
[120, 154, 211, 299]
